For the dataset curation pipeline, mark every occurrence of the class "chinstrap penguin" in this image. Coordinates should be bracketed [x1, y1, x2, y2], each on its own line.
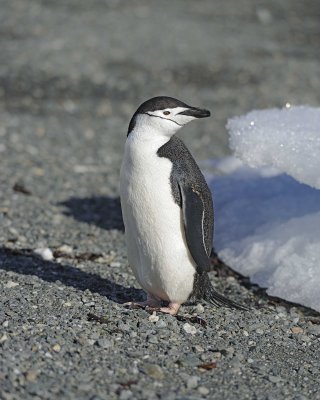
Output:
[120, 96, 246, 315]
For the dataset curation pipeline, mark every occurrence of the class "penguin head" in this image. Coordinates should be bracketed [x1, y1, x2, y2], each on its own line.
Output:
[127, 96, 211, 137]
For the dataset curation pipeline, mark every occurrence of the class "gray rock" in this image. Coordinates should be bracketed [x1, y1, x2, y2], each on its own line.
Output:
[97, 339, 112, 349]
[143, 364, 164, 380]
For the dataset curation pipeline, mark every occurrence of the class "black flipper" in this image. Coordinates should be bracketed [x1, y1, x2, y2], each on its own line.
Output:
[180, 185, 211, 273]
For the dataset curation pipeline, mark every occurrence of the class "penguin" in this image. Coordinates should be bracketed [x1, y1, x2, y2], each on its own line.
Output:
[120, 96, 246, 315]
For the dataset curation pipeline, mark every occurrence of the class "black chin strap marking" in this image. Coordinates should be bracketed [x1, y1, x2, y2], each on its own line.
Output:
[144, 112, 183, 127]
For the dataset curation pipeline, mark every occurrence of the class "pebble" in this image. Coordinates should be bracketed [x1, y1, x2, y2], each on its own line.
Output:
[97, 339, 112, 349]
[52, 344, 61, 352]
[34, 247, 54, 261]
[195, 304, 205, 313]
[0, 334, 8, 343]
[307, 325, 320, 335]
[148, 312, 159, 323]
[110, 262, 121, 268]
[183, 323, 197, 335]
[25, 370, 38, 382]
[4, 281, 19, 288]
[56, 244, 73, 254]
[198, 386, 210, 395]
[186, 375, 199, 389]
[269, 375, 282, 383]
[148, 336, 158, 344]
[119, 390, 133, 400]
[291, 327, 303, 334]
[155, 320, 167, 329]
[143, 364, 164, 380]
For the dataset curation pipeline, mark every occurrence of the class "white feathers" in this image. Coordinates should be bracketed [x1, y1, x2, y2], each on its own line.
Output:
[120, 124, 196, 303]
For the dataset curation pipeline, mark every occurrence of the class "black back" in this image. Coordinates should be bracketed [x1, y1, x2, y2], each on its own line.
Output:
[157, 135, 214, 259]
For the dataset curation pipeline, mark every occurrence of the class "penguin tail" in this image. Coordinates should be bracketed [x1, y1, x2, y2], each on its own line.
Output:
[194, 273, 249, 311]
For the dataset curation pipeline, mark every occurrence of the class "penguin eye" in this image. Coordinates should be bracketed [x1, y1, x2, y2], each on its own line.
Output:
[163, 111, 170, 116]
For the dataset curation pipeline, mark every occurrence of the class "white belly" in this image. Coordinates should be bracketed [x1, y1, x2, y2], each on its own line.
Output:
[120, 134, 196, 303]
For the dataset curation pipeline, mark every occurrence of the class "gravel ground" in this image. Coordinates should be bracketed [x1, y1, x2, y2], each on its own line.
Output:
[1, 1, 320, 399]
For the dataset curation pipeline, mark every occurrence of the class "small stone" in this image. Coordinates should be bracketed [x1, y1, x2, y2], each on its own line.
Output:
[34, 247, 54, 261]
[183, 355, 200, 366]
[8, 227, 19, 236]
[4, 281, 19, 288]
[183, 323, 197, 335]
[291, 326, 303, 334]
[110, 261, 121, 267]
[52, 344, 61, 352]
[0, 334, 8, 343]
[56, 244, 73, 255]
[195, 304, 204, 313]
[186, 376, 199, 389]
[143, 364, 164, 379]
[269, 375, 282, 383]
[226, 347, 235, 354]
[300, 335, 311, 342]
[25, 370, 38, 382]
[308, 325, 320, 335]
[97, 339, 112, 349]
[198, 386, 210, 395]
[193, 345, 204, 353]
[119, 390, 132, 400]
[256, 328, 264, 334]
[243, 330, 249, 337]
[148, 336, 158, 344]
[63, 302, 72, 307]
[148, 312, 159, 323]
[256, 8, 272, 24]
[2, 321, 9, 328]
[155, 320, 167, 329]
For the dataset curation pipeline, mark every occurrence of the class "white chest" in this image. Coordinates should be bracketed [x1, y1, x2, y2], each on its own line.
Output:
[119, 130, 196, 303]
[120, 133, 176, 231]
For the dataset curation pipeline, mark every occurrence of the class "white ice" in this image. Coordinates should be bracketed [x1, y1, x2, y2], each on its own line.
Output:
[227, 106, 320, 189]
[207, 106, 320, 312]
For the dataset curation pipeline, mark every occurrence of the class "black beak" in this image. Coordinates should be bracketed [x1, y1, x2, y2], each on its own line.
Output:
[178, 107, 211, 118]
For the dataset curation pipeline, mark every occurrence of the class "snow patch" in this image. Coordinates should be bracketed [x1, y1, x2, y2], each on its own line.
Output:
[227, 106, 320, 189]
[208, 106, 320, 312]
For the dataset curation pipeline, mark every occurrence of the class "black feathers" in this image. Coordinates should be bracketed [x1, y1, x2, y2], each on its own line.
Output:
[158, 135, 247, 311]
[157, 135, 213, 262]
[128, 96, 192, 135]
[193, 273, 248, 311]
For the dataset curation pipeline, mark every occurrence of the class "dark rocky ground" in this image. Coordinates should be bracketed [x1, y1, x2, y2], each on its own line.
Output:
[1, 0, 320, 399]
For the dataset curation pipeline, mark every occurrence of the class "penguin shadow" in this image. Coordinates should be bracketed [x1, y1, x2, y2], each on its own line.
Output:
[59, 196, 124, 231]
[0, 247, 143, 304]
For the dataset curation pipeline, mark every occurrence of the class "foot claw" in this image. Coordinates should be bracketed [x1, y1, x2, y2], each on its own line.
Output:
[159, 303, 181, 316]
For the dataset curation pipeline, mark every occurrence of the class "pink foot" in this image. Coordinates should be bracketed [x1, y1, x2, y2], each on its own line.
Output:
[159, 302, 181, 316]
